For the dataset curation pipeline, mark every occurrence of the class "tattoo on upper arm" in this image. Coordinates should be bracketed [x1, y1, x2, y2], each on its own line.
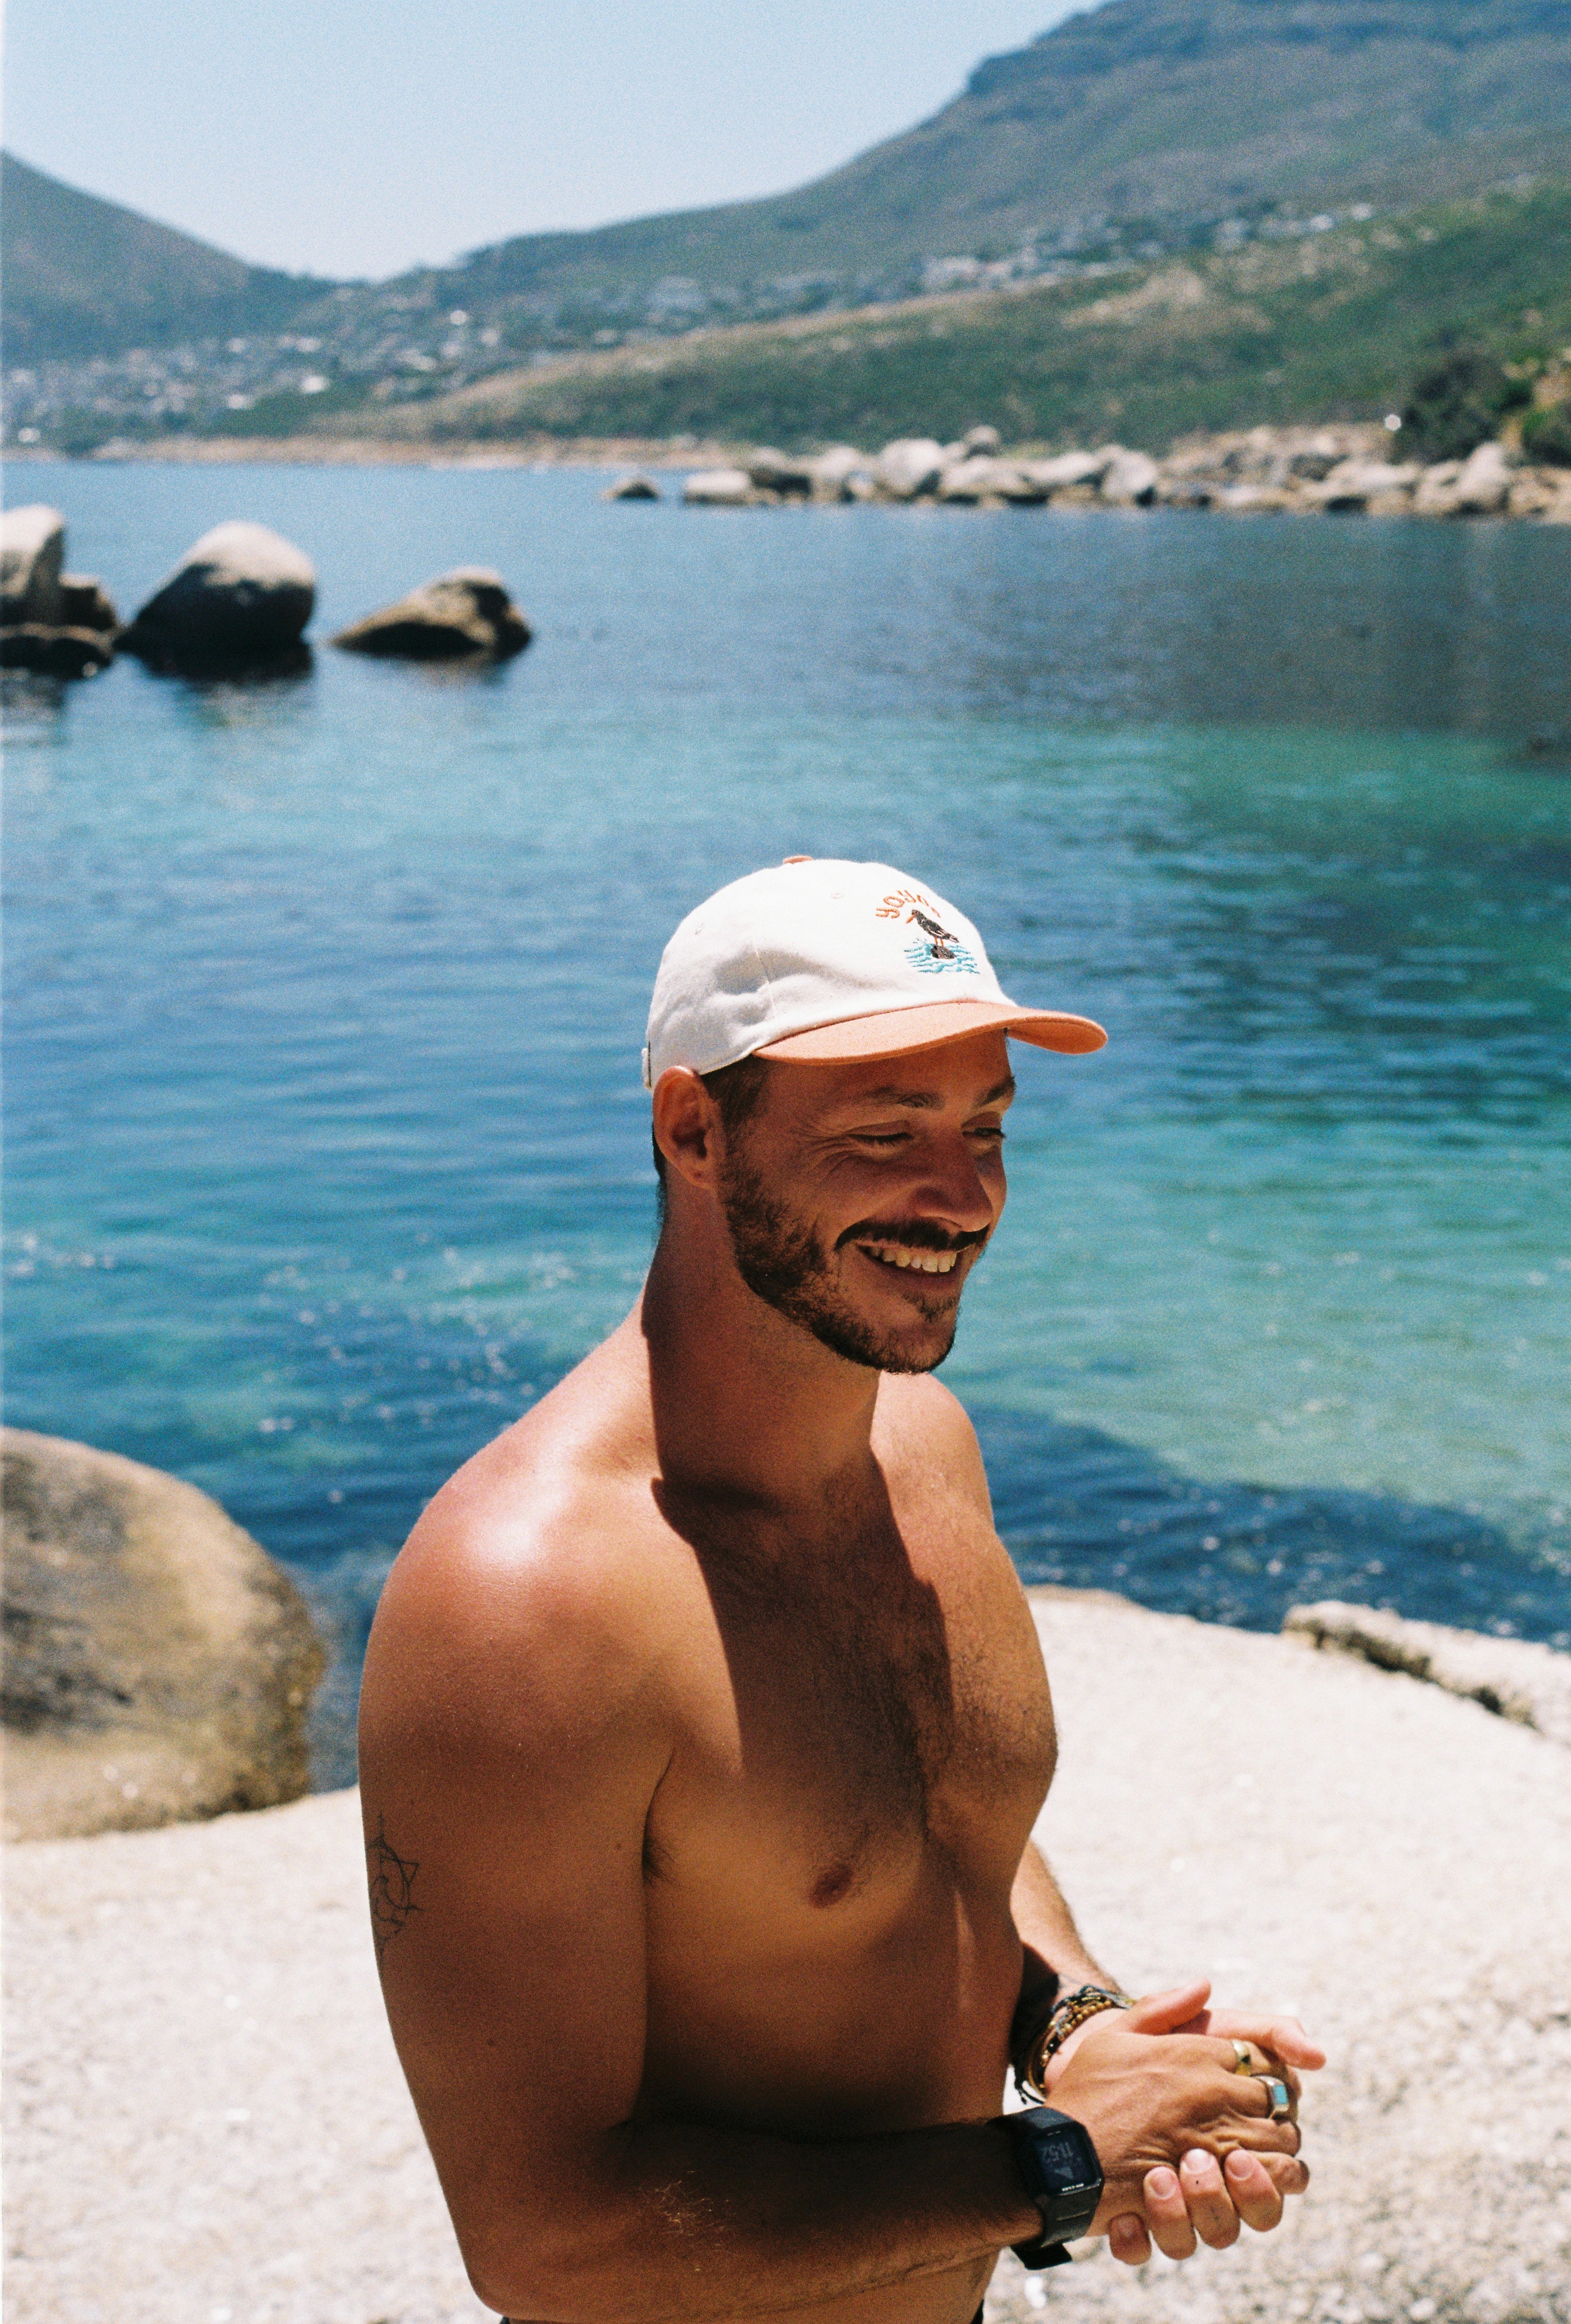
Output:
[366, 1813, 424, 1960]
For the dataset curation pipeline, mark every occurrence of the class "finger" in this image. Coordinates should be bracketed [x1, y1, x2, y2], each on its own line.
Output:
[1179, 2149, 1242, 2250]
[1214, 2066, 1304, 2154]
[1259, 2152, 1311, 2197]
[1249, 2084, 1303, 2156]
[1107, 2212, 1152, 2268]
[1142, 2165, 1198, 2261]
[1224, 2148, 1286, 2234]
[1124, 1980, 1212, 2035]
[1203, 2011, 1327, 2071]
[1205, 2035, 1301, 2100]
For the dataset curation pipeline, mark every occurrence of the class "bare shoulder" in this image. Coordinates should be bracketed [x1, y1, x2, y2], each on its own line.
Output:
[359, 1325, 679, 1769]
[872, 1371, 992, 1509]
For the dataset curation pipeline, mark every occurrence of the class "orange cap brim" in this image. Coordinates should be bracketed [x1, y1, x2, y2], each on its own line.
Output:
[755, 997, 1107, 1064]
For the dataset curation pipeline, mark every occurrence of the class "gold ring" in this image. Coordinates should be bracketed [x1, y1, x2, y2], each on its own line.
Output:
[1230, 2040, 1253, 2073]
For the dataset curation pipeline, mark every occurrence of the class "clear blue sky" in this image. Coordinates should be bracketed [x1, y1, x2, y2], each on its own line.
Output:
[4, 1, 1083, 281]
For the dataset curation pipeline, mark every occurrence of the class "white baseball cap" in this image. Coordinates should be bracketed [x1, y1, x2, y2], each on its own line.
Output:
[642, 856, 1106, 1087]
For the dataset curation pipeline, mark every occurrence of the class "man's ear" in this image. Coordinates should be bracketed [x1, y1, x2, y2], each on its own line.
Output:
[652, 1068, 723, 1192]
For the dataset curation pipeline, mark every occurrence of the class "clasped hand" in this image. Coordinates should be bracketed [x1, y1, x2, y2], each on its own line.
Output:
[1044, 1979, 1326, 2266]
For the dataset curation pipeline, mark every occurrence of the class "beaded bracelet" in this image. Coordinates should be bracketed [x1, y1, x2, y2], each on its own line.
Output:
[1019, 1983, 1134, 2097]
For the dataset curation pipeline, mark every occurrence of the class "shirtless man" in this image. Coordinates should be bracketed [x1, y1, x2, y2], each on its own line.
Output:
[358, 857, 1323, 2324]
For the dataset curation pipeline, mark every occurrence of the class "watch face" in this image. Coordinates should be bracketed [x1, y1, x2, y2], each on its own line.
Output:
[1023, 2112, 1102, 2201]
[1040, 2127, 1085, 2175]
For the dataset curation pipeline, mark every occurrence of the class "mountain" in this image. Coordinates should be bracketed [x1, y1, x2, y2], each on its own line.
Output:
[6, 0, 1571, 458]
[8, 0, 1571, 374]
[449, 0, 1571, 316]
[0, 152, 332, 362]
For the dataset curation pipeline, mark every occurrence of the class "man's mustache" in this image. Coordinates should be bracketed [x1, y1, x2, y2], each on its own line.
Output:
[836, 1218, 992, 1255]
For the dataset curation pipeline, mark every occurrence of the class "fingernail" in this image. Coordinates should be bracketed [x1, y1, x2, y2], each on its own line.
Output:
[1182, 2149, 1209, 2175]
[1149, 2168, 1177, 2196]
[1224, 2149, 1252, 2177]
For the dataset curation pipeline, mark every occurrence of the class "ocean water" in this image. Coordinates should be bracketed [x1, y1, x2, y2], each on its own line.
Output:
[6, 461, 1569, 1785]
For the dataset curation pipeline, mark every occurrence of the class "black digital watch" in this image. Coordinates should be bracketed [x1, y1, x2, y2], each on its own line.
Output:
[997, 2105, 1104, 2269]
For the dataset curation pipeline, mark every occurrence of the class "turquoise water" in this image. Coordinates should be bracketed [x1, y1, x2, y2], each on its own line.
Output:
[6, 463, 1569, 1783]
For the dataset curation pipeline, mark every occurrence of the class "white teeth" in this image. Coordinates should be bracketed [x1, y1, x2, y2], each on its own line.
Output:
[861, 1243, 960, 1276]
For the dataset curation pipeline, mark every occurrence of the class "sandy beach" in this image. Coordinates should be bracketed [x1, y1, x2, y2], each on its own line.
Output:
[6, 1592, 1568, 2324]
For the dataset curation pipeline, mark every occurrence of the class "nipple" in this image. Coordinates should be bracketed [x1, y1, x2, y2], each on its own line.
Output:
[810, 1861, 855, 1908]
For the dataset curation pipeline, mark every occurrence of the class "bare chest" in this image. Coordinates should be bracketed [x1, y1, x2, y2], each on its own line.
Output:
[647, 1493, 1054, 1918]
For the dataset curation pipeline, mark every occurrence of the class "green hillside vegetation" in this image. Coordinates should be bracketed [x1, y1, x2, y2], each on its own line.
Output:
[444, 0, 1571, 320]
[0, 152, 332, 360]
[346, 185, 1571, 453]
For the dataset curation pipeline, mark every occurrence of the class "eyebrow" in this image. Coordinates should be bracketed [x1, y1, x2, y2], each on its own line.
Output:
[850, 1074, 1017, 1112]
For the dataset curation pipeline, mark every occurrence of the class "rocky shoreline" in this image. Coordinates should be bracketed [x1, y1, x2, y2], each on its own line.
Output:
[6, 1591, 1568, 2324]
[665, 422, 1571, 523]
[11, 421, 1571, 523]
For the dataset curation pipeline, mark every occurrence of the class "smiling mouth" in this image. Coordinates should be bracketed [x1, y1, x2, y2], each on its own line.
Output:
[855, 1241, 964, 1277]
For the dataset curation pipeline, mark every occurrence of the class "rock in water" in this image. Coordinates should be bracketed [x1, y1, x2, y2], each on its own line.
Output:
[1014, 450, 1112, 496]
[0, 626, 116, 677]
[57, 575, 119, 632]
[1450, 439, 1511, 516]
[604, 473, 661, 501]
[121, 521, 315, 672]
[1, 504, 65, 625]
[873, 439, 946, 500]
[805, 446, 872, 500]
[745, 449, 815, 497]
[1099, 448, 1161, 506]
[1314, 458, 1419, 513]
[681, 468, 755, 506]
[1, 1429, 326, 1840]
[1, 512, 120, 677]
[332, 568, 531, 660]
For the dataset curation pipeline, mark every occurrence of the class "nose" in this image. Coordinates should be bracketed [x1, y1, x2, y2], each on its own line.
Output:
[907, 1126, 1002, 1235]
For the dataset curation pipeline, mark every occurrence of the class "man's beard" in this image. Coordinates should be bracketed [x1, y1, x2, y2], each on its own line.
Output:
[717, 1142, 979, 1373]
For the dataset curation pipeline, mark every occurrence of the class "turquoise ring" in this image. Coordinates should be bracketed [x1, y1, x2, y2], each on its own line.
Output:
[1255, 2075, 1293, 2122]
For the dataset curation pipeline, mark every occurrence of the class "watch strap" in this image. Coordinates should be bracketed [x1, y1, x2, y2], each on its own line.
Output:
[1009, 2230, 1075, 2270]
[998, 2107, 1104, 2270]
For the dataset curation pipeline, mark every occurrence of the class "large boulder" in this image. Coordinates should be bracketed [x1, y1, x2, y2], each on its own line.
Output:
[0, 513, 121, 678]
[121, 521, 315, 671]
[1313, 458, 1419, 513]
[2, 1429, 325, 1841]
[1, 504, 65, 625]
[937, 457, 1042, 505]
[1015, 449, 1110, 496]
[681, 467, 755, 507]
[936, 462, 991, 503]
[1099, 448, 1161, 506]
[604, 472, 661, 501]
[1414, 458, 1465, 515]
[961, 424, 1002, 457]
[744, 448, 814, 497]
[332, 568, 531, 660]
[806, 445, 873, 500]
[873, 438, 946, 500]
[1450, 439, 1512, 516]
